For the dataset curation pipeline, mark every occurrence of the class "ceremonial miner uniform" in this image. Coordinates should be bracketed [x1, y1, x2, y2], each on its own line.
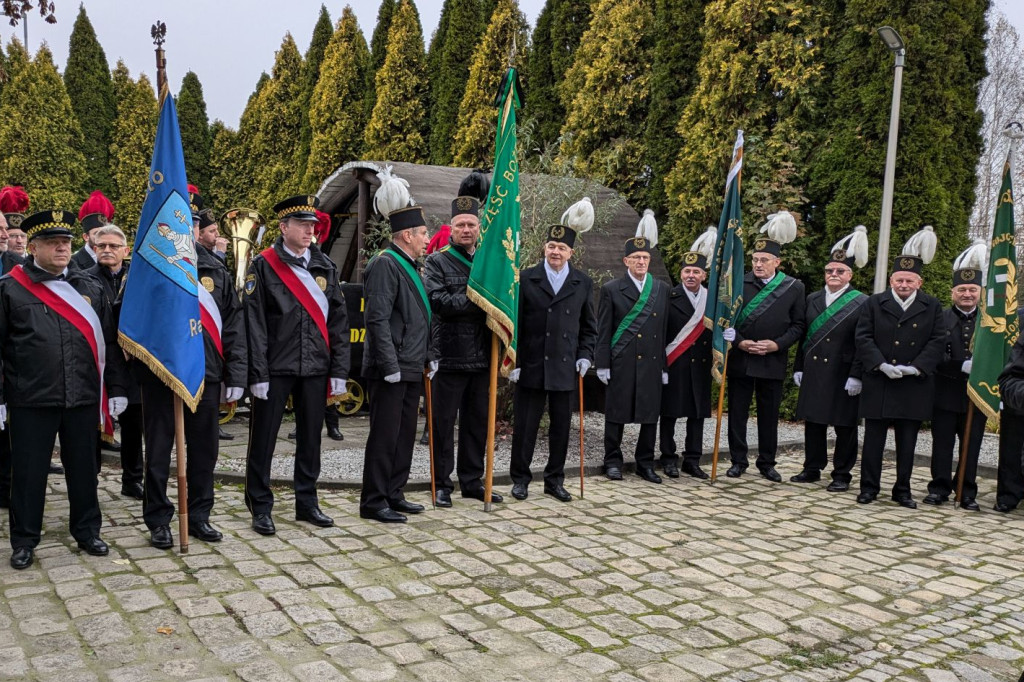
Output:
[0, 237, 23, 507]
[70, 191, 115, 271]
[996, 316, 1024, 513]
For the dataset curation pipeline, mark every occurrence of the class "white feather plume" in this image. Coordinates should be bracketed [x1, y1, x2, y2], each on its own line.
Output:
[953, 237, 988, 275]
[902, 225, 937, 264]
[691, 226, 717, 261]
[831, 225, 869, 269]
[373, 165, 411, 217]
[560, 197, 594, 234]
[758, 211, 797, 245]
[635, 208, 658, 247]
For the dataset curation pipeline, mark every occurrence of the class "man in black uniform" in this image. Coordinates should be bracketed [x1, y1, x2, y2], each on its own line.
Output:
[424, 196, 500, 506]
[0, 210, 128, 569]
[722, 218, 805, 481]
[597, 236, 670, 483]
[996, 317, 1024, 513]
[0, 211, 23, 507]
[790, 228, 868, 491]
[508, 207, 597, 501]
[70, 191, 115, 270]
[244, 195, 349, 535]
[855, 232, 945, 508]
[924, 253, 986, 510]
[360, 205, 432, 523]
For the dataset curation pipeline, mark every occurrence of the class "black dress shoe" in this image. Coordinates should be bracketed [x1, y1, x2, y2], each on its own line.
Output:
[790, 470, 820, 483]
[856, 492, 877, 504]
[759, 467, 782, 483]
[218, 426, 235, 441]
[48, 463, 64, 475]
[923, 493, 946, 505]
[637, 467, 662, 484]
[150, 525, 173, 549]
[662, 463, 680, 478]
[462, 488, 503, 503]
[726, 464, 744, 478]
[680, 462, 709, 480]
[326, 425, 344, 441]
[360, 507, 407, 523]
[511, 482, 528, 500]
[252, 513, 276, 535]
[121, 481, 144, 500]
[296, 506, 334, 527]
[101, 439, 121, 452]
[959, 498, 980, 511]
[434, 490, 452, 507]
[10, 547, 33, 570]
[391, 499, 424, 514]
[544, 484, 572, 502]
[605, 466, 623, 481]
[287, 429, 297, 440]
[77, 537, 109, 556]
[188, 521, 223, 542]
[826, 481, 849, 492]
[420, 431, 429, 445]
[994, 502, 1015, 513]
[893, 496, 917, 509]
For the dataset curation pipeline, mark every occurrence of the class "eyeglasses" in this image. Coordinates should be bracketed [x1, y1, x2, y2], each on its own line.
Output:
[824, 268, 849, 275]
[94, 243, 125, 251]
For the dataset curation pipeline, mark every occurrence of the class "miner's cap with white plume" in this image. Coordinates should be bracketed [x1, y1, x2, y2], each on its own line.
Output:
[828, 225, 869, 269]
[682, 226, 717, 271]
[952, 237, 987, 286]
[624, 208, 658, 256]
[752, 211, 798, 257]
[893, 225, 937, 276]
[373, 165, 412, 218]
[547, 197, 594, 249]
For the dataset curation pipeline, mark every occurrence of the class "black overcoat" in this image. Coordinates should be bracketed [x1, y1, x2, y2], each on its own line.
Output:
[729, 272, 806, 380]
[661, 284, 711, 418]
[933, 306, 976, 414]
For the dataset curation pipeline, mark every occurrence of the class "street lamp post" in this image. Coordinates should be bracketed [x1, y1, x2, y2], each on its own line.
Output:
[873, 26, 906, 294]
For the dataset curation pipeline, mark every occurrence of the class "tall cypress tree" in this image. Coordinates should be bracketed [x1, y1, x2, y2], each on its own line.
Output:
[63, 6, 114, 195]
[0, 45, 87, 208]
[296, 5, 333, 182]
[555, 0, 653, 206]
[3, 38, 29, 84]
[451, 0, 529, 167]
[109, 65, 157, 239]
[364, 0, 429, 162]
[305, 7, 370, 187]
[207, 121, 240, 214]
[427, 0, 484, 165]
[177, 71, 212, 193]
[808, 0, 988, 288]
[365, 0, 397, 121]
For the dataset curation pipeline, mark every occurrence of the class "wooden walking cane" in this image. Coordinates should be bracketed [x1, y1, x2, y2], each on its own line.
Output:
[954, 402, 976, 508]
[710, 349, 731, 482]
[173, 396, 189, 553]
[578, 374, 585, 498]
[424, 371, 437, 510]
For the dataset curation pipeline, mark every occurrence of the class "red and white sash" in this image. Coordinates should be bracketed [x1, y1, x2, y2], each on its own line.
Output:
[261, 248, 330, 350]
[197, 284, 223, 358]
[9, 266, 112, 436]
[666, 287, 707, 367]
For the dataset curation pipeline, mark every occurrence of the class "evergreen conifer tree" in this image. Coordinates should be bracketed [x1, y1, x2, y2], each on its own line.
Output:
[525, 0, 560, 147]
[0, 45, 87, 208]
[296, 5, 333, 181]
[451, 0, 528, 167]
[427, 0, 484, 164]
[3, 38, 29, 83]
[305, 7, 370, 187]
[177, 71, 212, 193]
[364, 0, 429, 162]
[207, 121, 241, 214]
[109, 67, 157, 240]
[365, 0, 397, 121]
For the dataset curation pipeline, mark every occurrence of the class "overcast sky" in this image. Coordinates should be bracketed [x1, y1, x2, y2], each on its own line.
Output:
[2, 0, 1023, 129]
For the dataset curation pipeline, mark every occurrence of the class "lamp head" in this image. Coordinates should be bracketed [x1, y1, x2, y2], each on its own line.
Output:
[877, 26, 905, 53]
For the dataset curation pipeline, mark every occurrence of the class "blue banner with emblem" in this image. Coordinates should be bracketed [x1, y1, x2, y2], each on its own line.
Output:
[118, 93, 204, 411]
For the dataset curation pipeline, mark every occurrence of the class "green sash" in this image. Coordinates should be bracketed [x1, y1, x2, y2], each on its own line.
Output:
[383, 248, 431, 324]
[734, 271, 785, 328]
[441, 245, 472, 270]
[611, 275, 653, 350]
[805, 290, 863, 342]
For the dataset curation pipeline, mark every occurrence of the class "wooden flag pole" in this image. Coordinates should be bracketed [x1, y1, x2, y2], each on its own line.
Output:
[483, 334, 500, 512]
[954, 402, 975, 508]
[578, 374, 585, 499]
[424, 371, 437, 510]
[174, 395, 189, 553]
[710, 349, 730, 482]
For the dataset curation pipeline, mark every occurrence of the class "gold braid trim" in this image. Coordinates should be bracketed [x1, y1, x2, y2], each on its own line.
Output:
[466, 288, 517, 375]
[277, 206, 317, 219]
[966, 384, 999, 421]
[118, 331, 204, 412]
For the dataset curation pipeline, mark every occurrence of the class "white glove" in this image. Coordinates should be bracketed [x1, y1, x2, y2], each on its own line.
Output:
[427, 360, 439, 380]
[508, 368, 521, 383]
[722, 328, 736, 343]
[662, 371, 669, 385]
[576, 358, 591, 377]
[879, 363, 903, 380]
[896, 365, 920, 377]
[793, 371, 803, 387]
[597, 369, 610, 385]
[0, 404, 6, 430]
[961, 359, 972, 375]
[225, 387, 244, 403]
[109, 397, 128, 418]
[384, 372, 402, 383]
[329, 377, 347, 396]
[845, 377, 862, 396]
[250, 382, 270, 400]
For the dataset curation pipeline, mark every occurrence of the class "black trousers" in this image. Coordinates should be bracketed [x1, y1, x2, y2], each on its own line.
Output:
[361, 378, 421, 512]
[803, 421, 858, 484]
[139, 370, 222, 529]
[119, 402, 144, 487]
[431, 370, 488, 493]
[604, 421, 657, 469]
[325, 404, 340, 430]
[727, 376, 783, 470]
[860, 418, 920, 499]
[8, 405, 101, 549]
[0, 423, 10, 505]
[996, 408, 1024, 509]
[245, 374, 327, 516]
[657, 417, 704, 467]
[509, 386, 572, 487]
[928, 407, 986, 500]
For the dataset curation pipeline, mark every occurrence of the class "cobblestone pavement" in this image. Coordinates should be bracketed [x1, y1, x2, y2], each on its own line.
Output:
[2, 466, 1023, 681]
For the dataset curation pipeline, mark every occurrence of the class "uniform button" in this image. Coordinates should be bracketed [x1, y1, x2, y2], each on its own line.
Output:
[544, 355, 549, 360]
[637, 355, 643, 360]
[562, 357, 567, 361]
[897, 324, 901, 328]
[824, 358, 828, 363]
[638, 333, 643, 339]
[911, 342, 915, 346]
[547, 308, 551, 312]
[813, 355, 818, 360]
[653, 313, 657, 317]
[913, 323, 917, 328]
[895, 341, 900, 346]
[546, 332, 550, 336]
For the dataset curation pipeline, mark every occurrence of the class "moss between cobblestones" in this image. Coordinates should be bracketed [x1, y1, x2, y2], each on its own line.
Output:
[780, 643, 849, 670]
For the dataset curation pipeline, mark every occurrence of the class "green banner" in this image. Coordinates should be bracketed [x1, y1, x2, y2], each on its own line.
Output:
[467, 68, 522, 377]
[968, 152, 1019, 419]
[703, 130, 746, 384]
